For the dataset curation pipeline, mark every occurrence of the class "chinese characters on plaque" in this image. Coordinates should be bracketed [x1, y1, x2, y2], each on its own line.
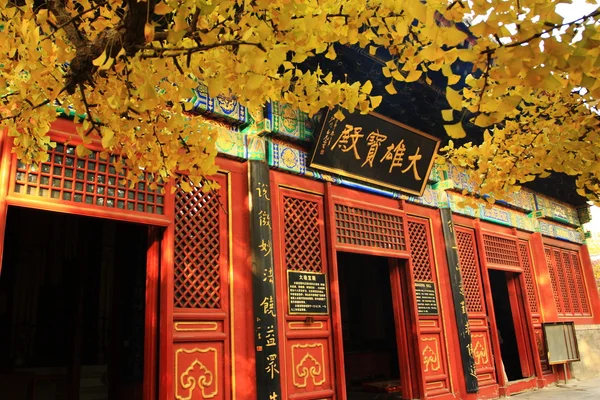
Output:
[287, 271, 329, 315]
[310, 107, 440, 196]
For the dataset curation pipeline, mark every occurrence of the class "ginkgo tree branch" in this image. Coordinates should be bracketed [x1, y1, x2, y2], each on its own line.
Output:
[42, 1, 107, 42]
[481, 9, 600, 55]
[137, 40, 267, 57]
[47, 0, 89, 48]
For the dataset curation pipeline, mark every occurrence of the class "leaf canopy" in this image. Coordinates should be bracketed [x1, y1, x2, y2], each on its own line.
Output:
[0, 0, 600, 203]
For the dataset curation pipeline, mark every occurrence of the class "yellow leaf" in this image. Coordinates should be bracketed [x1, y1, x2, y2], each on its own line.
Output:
[247, 74, 265, 90]
[442, 109, 453, 122]
[144, 23, 155, 43]
[76, 144, 91, 157]
[167, 29, 187, 45]
[154, 2, 173, 15]
[101, 127, 114, 148]
[405, 69, 422, 83]
[325, 45, 337, 60]
[371, 95, 382, 109]
[444, 28, 468, 47]
[446, 87, 463, 110]
[444, 122, 466, 139]
[92, 50, 107, 67]
[334, 109, 346, 120]
[362, 80, 373, 94]
[385, 82, 397, 95]
[98, 56, 114, 71]
[369, 45, 377, 55]
[474, 113, 496, 127]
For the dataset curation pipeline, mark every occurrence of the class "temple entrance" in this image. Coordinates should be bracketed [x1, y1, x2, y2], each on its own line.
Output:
[488, 269, 533, 383]
[337, 252, 405, 400]
[0, 207, 151, 400]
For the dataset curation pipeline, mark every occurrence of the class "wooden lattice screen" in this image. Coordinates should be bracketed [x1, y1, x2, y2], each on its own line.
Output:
[284, 196, 322, 272]
[456, 230, 484, 313]
[554, 248, 572, 314]
[518, 241, 539, 314]
[544, 247, 563, 313]
[174, 175, 221, 309]
[571, 253, 590, 315]
[482, 234, 520, 268]
[13, 144, 165, 214]
[408, 220, 433, 282]
[334, 203, 406, 251]
[544, 245, 590, 317]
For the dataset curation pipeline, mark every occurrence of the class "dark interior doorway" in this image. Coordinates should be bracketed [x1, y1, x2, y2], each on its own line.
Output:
[0, 207, 148, 400]
[488, 269, 524, 382]
[337, 252, 402, 400]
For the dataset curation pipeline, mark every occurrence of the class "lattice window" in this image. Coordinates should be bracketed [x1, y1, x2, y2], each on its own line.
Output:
[456, 229, 483, 313]
[13, 144, 165, 214]
[174, 176, 221, 309]
[483, 234, 520, 267]
[553, 249, 572, 314]
[571, 253, 590, 315]
[562, 252, 581, 314]
[408, 220, 433, 282]
[335, 204, 405, 251]
[544, 247, 563, 313]
[519, 242, 539, 314]
[284, 196, 323, 272]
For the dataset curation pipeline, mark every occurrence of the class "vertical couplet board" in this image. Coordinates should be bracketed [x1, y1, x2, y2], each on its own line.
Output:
[454, 225, 497, 388]
[172, 173, 232, 400]
[408, 215, 453, 396]
[249, 161, 283, 400]
[439, 209, 479, 393]
[272, 179, 336, 399]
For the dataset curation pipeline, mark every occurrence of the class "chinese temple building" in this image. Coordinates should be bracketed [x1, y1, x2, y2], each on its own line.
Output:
[0, 93, 599, 400]
[1, 40, 600, 398]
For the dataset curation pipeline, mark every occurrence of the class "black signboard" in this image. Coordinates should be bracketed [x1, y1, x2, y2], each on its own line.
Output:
[249, 160, 282, 400]
[309, 107, 440, 196]
[287, 271, 329, 315]
[440, 207, 479, 393]
[415, 281, 439, 315]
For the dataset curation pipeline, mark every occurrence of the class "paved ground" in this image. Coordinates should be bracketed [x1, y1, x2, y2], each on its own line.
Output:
[511, 377, 600, 399]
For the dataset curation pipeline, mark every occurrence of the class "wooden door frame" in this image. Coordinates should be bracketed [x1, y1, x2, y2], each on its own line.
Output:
[0, 126, 165, 400]
[473, 222, 540, 395]
[324, 183, 424, 400]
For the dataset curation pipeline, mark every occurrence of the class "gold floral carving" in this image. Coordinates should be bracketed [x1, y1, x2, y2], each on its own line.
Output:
[472, 334, 489, 366]
[422, 337, 441, 372]
[175, 347, 219, 399]
[291, 343, 326, 388]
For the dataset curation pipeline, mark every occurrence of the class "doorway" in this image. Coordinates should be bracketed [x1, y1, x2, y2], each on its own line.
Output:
[0, 207, 150, 400]
[337, 252, 405, 399]
[488, 269, 532, 382]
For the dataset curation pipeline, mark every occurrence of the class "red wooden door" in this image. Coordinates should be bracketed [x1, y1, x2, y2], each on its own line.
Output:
[518, 240, 549, 376]
[505, 272, 534, 378]
[455, 226, 498, 387]
[407, 216, 452, 397]
[171, 173, 232, 400]
[272, 185, 337, 400]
